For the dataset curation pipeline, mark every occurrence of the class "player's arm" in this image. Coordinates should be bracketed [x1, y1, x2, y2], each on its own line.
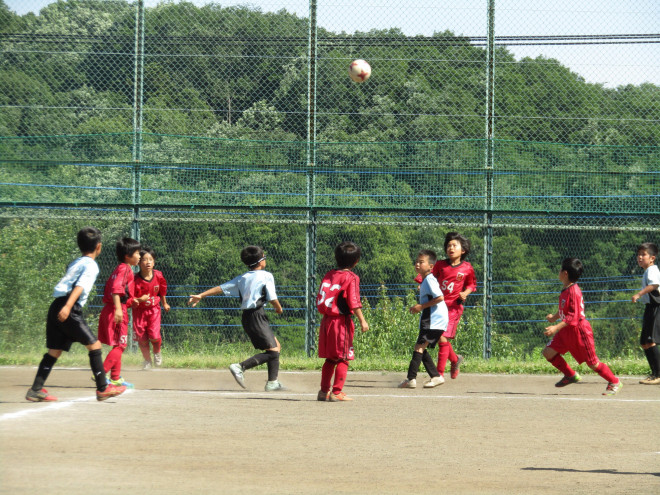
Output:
[159, 273, 170, 312]
[162, 294, 171, 312]
[353, 307, 369, 333]
[458, 268, 477, 302]
[269, 298, 283, 314]
[544, 319, 566, 337]
[57, 285, 84, 322]
[188, 286, 223, 307]
[632, 283, 659, 303]
[545, 311, 560, 323]
[112, 293, 123, 323]
[409, 295, 444, 314]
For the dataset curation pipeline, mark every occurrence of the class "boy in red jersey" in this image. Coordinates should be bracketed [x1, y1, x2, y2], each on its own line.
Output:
[543, 258, 622, 396]
[133, 246, 170, 370]
[97, 237, 141, 388]
[430, 232, 476, 379]
[316, 241, 369, 402]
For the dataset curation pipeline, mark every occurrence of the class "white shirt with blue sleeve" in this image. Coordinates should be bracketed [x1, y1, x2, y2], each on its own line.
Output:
[641, 264, 660, 304]
[52, 256, 100, 307]
[420, 273, 449, 330]
[221, 270, 278, 310]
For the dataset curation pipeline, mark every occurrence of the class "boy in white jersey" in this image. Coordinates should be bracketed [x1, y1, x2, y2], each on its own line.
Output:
[632, 242, 660, 384]
[399, 250, 448, 389]
[26, 227, 126, 402]
[188, 245, 285, 391]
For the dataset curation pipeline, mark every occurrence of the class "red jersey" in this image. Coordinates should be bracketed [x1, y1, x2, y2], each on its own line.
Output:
[102, 263, 135, 306]
[431, 260, 477, 307]
[317, 269, 362, 316]
[558, 283, 587, 328]
[134, 269, 167, 310]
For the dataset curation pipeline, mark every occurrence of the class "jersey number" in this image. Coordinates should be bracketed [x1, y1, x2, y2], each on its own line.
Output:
[441, 280, 455, 293]
[317, 283, 342, 308]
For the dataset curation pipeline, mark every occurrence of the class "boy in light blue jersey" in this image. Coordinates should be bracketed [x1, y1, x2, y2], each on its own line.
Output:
[189, 245, 285, 391]
[26, 227, 126, 402]
[399, 250, 448, 389]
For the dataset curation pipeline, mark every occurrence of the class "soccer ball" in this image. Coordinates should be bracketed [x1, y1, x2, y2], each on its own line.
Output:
[348, 59, 371, 83]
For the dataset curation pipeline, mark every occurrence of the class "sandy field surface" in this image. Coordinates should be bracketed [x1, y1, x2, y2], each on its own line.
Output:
[1, 366, 659, 494]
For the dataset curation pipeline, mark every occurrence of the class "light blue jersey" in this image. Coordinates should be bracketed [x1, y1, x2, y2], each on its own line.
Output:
[419, 273, 448, 331]
[221, 270, 278, 310]
[52, 256, 100, 307]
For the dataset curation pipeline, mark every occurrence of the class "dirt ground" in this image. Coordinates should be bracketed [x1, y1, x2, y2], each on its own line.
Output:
[1, 366, 659, 494]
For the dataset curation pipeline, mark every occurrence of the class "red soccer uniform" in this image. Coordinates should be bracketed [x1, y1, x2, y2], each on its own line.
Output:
[547, 283, 598, 365]
[317, 269, 362, 361]
[132, 269, 167, 341]
[97, 263, 135, 348]
[431, 260, 477, 338]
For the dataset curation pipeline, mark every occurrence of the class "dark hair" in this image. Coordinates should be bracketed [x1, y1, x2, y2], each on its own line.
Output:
[116, 237, 141, 262]
[241, 245, 265, 268]
[418, 249, 437, 264]
[637, 242, 658, 258]
[444, 232, 470, 260]
[140, 246, 156, 260]
[561, 257, 583, 282]
[77, 226, 102, 254]
[335, 241, 361, 269]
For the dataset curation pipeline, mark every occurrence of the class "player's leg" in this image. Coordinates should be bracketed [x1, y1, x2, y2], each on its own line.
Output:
[148, 309, 163, 367]
[436, 338, 451, 376]
[133, 309, 152, 366]
[320, 359, 336, 396]
[329, 359, 351, 401]
[27, 349, 62, 402]
[543, 345, 579, 386]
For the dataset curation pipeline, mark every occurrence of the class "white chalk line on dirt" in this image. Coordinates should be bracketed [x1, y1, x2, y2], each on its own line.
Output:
[0, 389, 135, 422]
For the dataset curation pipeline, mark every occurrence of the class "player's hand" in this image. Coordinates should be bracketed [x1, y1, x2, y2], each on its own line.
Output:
[138, 294, 149, 302]
[163, 302, 171, 312]
[113, 309, 123, 324]
[188, 294, 202, 307]
[275, 307, 283, 314]
[360, 321, 369, 333]
[632, 293, 640, 303]
[57, 306, 71, 322]
[409, 304, 422, 314]
[545, 313, 555, 323]
[458, 291, 468, 301]
[544, 325, 558, 337]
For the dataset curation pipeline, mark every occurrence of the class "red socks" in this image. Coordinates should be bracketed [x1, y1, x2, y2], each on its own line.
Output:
[595, 362, 618, 383]
[320, 359, 349, 395]
[151, 338, 162, 354]
[437, 342, 451, 375]
[549, 353, 575, 377]
[103, 346, 124, 380]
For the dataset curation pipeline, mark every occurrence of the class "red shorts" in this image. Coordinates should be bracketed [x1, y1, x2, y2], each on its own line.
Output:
[443, 305, 465, 339]
[97, 304, 129, 348]
[318, 314, 355, 361]
[546, 320, 598, 366]
[133, 307, 162, 341]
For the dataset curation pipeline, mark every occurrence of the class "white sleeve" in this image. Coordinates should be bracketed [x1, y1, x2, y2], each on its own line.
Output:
[265, 272, 278, 301]
[427, 274, 443, 299]
[76, 260, 99, 294]
[647, 266, 660, 287]
[220, 275, 241, 297]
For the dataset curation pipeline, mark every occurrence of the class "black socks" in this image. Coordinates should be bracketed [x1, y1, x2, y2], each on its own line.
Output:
[31, 353, 57, 392]
[89, 348, 107, 391]
[241, 350, 281, 381]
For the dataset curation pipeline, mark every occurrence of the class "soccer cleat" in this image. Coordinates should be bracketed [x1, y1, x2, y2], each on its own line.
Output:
[555, 373, 581, 387]
[154, 352, 162, 367]
[398, 378, 417, 389]
[26, 388, 57, 402]
[265, 380, 287, 391]
[107, 375, 134, 389]
[450, 355, 464, 379]
[329, 391, 353, 402]
[639, 375, 660, 385]
[142, 360, 152, 370]
[96, 383, 127, 401]
[317, 390, 330, 401]
[423, 376, 445, 388]
[229, 363, 246, 389]
[603, 381, 622, 396]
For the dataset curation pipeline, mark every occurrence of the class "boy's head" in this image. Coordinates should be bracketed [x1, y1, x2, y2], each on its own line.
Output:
[77, 226, 102, 254]
[241, 245, 266, 269]
[139, 246, 156, 271]
[444, 232, 470, 261]
[561, 257, 583, 283]
[116, 237, 141, 263]
[415, 249, 437, 276]
[335, 241, 361, 269]
[637, 242, 658, 268]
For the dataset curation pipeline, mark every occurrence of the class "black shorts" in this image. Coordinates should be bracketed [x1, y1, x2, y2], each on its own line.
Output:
[640, 303, 660, 346]
[46, 296, 98, 351]
[415, 329, 445, 349]
[242, 306, 277, 350]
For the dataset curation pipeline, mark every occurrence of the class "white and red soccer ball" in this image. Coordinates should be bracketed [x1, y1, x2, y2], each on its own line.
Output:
[348, 59, 371, 83]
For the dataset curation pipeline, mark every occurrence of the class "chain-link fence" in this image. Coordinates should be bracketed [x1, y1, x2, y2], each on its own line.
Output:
[1, 0, 658, 361]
